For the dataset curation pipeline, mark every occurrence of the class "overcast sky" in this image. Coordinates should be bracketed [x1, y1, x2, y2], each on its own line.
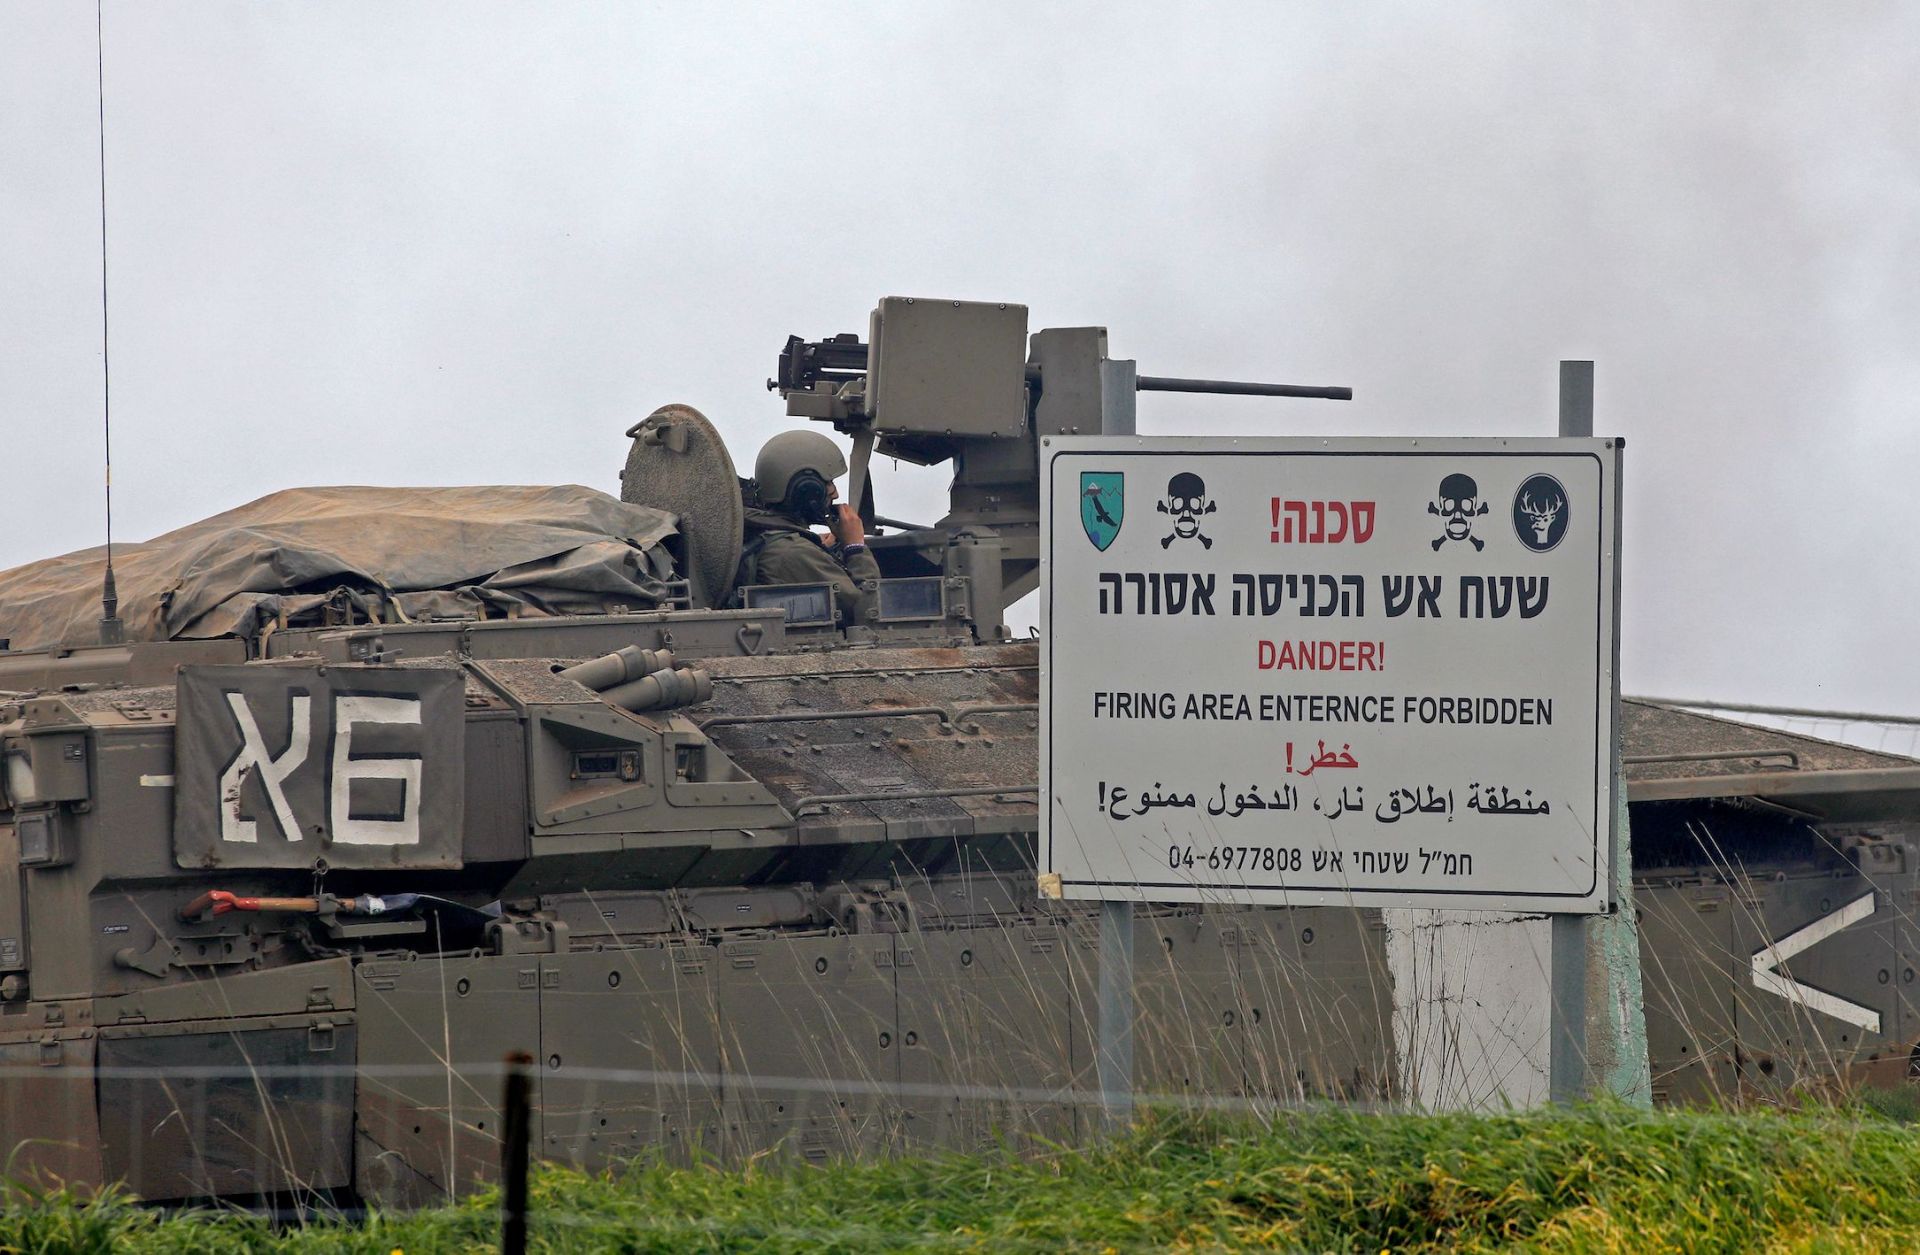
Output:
[2, 3, 1915, 716]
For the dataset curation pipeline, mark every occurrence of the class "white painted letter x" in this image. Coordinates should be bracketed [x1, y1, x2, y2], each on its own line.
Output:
[219, 692, 311, 844]
[1751, 891, 1880, 1034]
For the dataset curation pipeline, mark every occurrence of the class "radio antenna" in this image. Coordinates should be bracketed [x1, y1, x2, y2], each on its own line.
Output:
[95, 0, 123, 646]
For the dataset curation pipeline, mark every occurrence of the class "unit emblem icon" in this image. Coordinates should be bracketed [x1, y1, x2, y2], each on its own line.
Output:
[1512, 473, 1570, 552]
[1080, 472, 1124, 551]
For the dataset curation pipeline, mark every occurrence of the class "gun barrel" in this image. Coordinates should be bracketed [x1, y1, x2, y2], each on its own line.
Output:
[1135, 375, 1352, 401]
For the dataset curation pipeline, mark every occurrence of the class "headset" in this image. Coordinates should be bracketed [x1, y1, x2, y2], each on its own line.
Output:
[783, 469, 834, 527]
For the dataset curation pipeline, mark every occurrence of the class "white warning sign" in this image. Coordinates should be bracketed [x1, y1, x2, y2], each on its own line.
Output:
[1040, 437, 1621, 914]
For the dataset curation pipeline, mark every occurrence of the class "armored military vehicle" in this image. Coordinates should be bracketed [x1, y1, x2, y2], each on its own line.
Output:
[2, 297, 1917, 1208]
[0, 299, 1385, 1206]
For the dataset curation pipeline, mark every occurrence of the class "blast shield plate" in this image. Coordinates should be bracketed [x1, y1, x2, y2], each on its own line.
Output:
[620, 403, 744, 609]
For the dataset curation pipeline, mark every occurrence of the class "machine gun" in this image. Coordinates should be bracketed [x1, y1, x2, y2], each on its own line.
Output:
[769, 298, 1349, 613]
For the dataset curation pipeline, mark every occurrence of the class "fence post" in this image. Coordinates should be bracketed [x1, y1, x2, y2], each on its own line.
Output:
[502, 1050, 533, 1255]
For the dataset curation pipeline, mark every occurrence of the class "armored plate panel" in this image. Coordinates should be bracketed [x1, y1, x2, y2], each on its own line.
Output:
[94, 957, 357, 1025]
[867, 297, 1028, 438]
[1132, 912, 1247, 1101]
[354, 956, 537, 1207]
[896, 924, 1077, 1151]
[1886, 912, 1920, 1088]
[172, 663, 466, 871]
[538, 946, 723, 1168]
[1235, 908, 1395, 1103]
[99, 1016, 355, 1200]
[620, 403, 743, 610]
[1728, 871, 1899, 1098]
[715, 933, 897, 1162]
[0, 822, 21, 971]
[695, 642, 1040, 855]
[0, 1030, 100, 1190]
[285, 609, 788, 666]
[1636, 880, 1743, 1104]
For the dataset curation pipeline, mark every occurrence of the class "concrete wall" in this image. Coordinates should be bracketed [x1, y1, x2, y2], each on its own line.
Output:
[1383, 789, 1650, 1111]
[1384, 909, 1552, 1109]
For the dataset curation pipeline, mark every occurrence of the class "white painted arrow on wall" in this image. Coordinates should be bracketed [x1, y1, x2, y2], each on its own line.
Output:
[1750, 891, 1881, 1034]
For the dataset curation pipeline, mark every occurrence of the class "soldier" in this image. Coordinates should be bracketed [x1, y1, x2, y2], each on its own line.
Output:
[739, 430, 879, 626]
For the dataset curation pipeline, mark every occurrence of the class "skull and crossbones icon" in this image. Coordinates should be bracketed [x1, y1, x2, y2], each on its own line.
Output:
[1157, 471, 1215, 548]
[1428, 472, 1489, 551]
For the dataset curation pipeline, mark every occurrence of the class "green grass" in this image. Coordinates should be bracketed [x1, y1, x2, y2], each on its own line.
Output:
[11, 1105, 1920, 1253]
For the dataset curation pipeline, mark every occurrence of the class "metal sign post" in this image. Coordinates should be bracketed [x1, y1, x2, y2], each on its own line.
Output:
[1550, 360, 1651, 1105]
[1095, 898, 1135, 1128]
[1549, 361, 1596, 1102]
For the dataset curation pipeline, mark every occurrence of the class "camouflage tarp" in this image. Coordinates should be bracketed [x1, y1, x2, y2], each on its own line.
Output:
[0, 485, 680, 651]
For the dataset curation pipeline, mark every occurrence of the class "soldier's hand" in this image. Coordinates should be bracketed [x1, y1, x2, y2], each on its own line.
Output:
[833, 503, 866, 547]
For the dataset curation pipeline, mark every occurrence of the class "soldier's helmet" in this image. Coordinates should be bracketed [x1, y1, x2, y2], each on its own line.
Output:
[754, 430, 846, 524]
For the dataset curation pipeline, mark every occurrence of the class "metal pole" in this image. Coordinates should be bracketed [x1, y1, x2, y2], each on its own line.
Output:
[1096, 898, 1135, 1128]
[1548, 910, 1588, 1103]
[1549, 361, 1594, 1104]
[1092, 375, 1137, 1132]
[1557, 361, 1594, 439]
[501, 1050, 533, 1255]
